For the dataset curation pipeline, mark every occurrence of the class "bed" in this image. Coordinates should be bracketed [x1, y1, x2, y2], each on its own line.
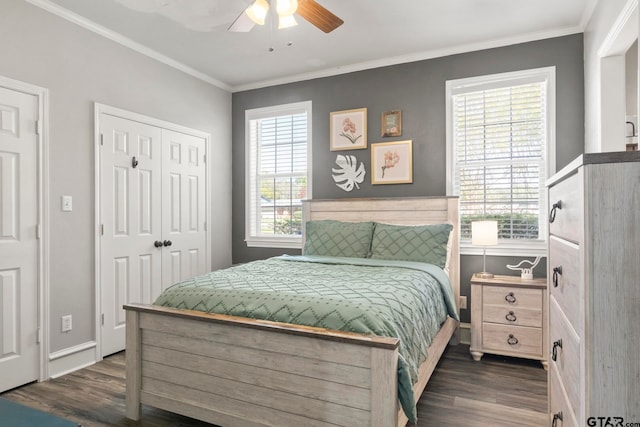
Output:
[124, 197, 460, 427]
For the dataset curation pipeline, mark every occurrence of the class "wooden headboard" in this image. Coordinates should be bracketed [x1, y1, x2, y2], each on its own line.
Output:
[301, 197, 460, 319]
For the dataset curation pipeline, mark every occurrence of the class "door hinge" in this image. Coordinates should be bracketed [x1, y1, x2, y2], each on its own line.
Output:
[204, 221, 207, 231]
[101, 313, 104, 326]
[203, 154, 206, 163]
[100, 133, 104, 146]
[36, 327, 41, 344]
[36, 224, 41, 239]
[35, 120, 41, 135]
[100, 224, 104, 236]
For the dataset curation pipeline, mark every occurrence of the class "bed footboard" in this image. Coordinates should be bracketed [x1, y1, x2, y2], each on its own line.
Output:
[125, 304, 400, 427]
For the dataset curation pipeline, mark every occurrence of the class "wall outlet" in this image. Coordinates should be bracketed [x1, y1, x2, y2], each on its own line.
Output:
[460, 296, 468, 310]
[61, 315, 72, 332]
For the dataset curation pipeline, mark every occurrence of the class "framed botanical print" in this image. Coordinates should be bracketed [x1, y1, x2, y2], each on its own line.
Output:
[371, 140, 413, 184]
[330, 108, 367, 151]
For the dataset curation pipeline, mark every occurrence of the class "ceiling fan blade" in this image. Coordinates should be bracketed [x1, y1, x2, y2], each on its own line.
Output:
[228, 10, 256, 32]
[297, 0, 344, 33]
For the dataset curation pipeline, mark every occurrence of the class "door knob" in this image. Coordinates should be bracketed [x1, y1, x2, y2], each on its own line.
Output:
[163, 240, 172, 247]
[154, 240, 163, 248]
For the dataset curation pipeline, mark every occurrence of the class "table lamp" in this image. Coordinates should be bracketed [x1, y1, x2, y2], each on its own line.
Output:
[472, 220, 498, 279]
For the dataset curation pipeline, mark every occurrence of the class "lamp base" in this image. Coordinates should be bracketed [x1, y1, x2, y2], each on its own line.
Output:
[475, 272, 494, 279]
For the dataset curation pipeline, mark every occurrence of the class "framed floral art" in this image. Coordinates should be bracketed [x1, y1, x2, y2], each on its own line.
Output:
[330, 108, 367, 151]
[371, 140, 413, 184]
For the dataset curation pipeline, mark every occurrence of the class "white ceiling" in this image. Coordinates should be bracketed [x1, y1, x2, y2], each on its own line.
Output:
[31, 0, 597, 92]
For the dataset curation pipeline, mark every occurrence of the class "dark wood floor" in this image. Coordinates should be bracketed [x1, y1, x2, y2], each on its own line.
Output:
[1, 344, 547, 427]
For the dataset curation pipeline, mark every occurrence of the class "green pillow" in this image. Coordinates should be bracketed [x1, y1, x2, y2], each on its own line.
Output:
[370, 223, 453, 268]
[303, 220, 374, 258]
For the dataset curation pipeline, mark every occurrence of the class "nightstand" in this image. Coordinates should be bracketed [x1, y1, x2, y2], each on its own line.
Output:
[470, 274, 548, 370]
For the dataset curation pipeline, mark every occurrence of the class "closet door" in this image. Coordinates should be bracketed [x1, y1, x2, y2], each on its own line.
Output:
[0, 85, 39, 391]
[161, 129, 207, 290]
[100, 114, 162, 357]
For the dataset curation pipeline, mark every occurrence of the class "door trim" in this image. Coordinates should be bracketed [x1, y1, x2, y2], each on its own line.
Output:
[94, 103, 212, 360]
[0, 75, 50, 381]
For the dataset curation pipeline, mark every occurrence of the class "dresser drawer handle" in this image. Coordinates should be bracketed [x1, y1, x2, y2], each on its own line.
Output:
[549, 200, 562, 223]
[552, 266, 563, 288]
[552, 339, 563, 361]
[507, 334, 519, 346]
[505, 292, 517, 304]
[552, 411, 563, 427]
[505, 311, 517, 322]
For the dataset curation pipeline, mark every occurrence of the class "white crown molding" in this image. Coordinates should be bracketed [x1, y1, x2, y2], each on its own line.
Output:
[231, 26, 584, 92]
[597, 0, 638, 57]
[24, 0, 233, 92]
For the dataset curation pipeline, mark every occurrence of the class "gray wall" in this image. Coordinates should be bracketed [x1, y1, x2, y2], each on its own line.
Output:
[1, 0, 232, 353]
[232, 34, 584, 324]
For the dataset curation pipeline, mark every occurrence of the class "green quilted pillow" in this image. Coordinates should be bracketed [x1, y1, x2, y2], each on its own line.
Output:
[370, 223, 453, 268]
[303, 220, 374, 258]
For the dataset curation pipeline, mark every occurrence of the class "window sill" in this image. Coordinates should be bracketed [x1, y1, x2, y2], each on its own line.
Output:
[245, 237, 302, 250]
[461, 241, 547, 257]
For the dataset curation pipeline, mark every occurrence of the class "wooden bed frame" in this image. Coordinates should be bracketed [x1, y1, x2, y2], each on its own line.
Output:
[125, 197, 460, 427]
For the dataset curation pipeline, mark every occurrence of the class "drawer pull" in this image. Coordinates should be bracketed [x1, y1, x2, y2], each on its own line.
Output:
[505, 292, 517, 304]
[552, 339, 563, 361]
[507, 334, 519, 346]
[549, 200, 562, 223]
[552, 411, 563, 427]
[552, 266, 563, 287]
[505, 311, 517, 322]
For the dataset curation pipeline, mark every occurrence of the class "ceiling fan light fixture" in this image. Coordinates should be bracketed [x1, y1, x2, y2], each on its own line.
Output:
[276, 0, 298, 16]
[278, 14, 298, 29]
[245, 0, 269, 26]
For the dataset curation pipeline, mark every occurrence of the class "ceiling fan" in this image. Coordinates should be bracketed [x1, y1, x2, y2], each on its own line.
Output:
[229, 0, 344, 33]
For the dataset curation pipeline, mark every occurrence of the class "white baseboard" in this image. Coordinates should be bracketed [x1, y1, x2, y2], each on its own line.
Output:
[48, 341, 97, 378]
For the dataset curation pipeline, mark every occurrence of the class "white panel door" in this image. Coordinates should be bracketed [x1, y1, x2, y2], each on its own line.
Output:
[161, 129, 206, 290]
[0, 86, 39, 392]
[100, 114, 162, 357]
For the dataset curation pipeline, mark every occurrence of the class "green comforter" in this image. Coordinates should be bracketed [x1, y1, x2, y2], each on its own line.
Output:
[154, 255, 459, 423]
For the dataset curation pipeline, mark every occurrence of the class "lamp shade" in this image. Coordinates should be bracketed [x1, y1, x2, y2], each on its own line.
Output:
[245, 0, 269, 25]
[471, 221, 498, 246]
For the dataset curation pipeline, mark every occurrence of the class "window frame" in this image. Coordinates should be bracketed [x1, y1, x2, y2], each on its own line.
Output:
[244, 100, 313, 249]
[445, 67, 556, 256]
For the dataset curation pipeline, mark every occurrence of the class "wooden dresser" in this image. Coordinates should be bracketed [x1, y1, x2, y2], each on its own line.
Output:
[546, 152, 640, 427]
[470, 274, 547, 368]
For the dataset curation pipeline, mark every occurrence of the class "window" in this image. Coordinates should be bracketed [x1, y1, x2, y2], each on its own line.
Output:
[245, 101, 312, 248]
[446, 68, 555, 255]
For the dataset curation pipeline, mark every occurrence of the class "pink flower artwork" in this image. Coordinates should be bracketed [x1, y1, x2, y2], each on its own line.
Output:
[381, 150, 400, 178]
[339, 117, 362, 144]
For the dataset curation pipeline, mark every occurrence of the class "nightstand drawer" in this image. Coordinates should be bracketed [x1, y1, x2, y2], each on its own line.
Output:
[482, 324, 542, 357]
[550, 298, 581, 416]
[549, 236, 582, 335]
[483, 286, 542, 310]
[549, 363, 579, 427]
[483, 304, 542, 327]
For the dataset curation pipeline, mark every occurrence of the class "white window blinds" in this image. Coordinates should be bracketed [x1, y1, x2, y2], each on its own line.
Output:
[452, 81, 547, 242]
[246, 101, 312, 248]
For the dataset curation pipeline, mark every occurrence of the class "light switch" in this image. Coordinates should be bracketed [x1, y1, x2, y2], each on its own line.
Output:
[62, 195, 73, 212]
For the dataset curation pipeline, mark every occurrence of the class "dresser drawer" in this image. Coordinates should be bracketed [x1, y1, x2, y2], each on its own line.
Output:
[548, 170, 583, 244]
[482, 324, 542, 357]
[549, 236, 583, 335]
[483, 286, 542, 310]
[483, 304, 542, 327]
[549, 363, 579, 427]
[549, 298, 581, 416]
